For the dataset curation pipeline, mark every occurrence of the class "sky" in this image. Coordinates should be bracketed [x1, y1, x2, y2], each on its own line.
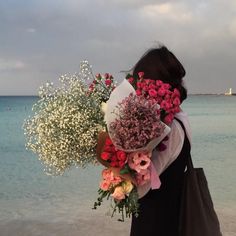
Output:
[0, 0, 236, 95]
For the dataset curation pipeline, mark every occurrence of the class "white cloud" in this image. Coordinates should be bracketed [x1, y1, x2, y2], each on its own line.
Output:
[141, 2, 192, 23]
[0, 58, 26, 71]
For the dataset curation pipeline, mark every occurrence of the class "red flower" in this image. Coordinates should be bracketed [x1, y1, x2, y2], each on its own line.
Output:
[110, 162, 119, 167]
[101, 152, 110, 161]
[118, 161, 125, 168]
[105, 79, 112, 86]
[104, 73, 110, 79]
[111, 155, 118, 162]
[104, 146, 116, 153]
[116, 150, 127, 162]
[105, 137, 113, 146]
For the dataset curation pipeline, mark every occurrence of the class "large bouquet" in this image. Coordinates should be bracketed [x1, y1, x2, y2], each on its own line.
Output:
[93, 76, 178, 221]
[23, 61, 115, 175]
[23, 62, 181, 220]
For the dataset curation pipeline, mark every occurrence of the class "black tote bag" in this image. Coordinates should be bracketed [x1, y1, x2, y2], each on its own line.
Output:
[179, 155, 222, 236]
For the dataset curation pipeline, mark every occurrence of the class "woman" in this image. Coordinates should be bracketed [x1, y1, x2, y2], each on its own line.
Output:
[129, 46, 191, 236]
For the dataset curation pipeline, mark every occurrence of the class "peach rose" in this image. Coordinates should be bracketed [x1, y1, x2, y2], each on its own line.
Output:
[112, 186, 125, 201]
[122, 180, 134, 195]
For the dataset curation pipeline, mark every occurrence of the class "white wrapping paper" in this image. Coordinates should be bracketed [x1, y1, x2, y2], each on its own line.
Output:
[104, 79, 171, 152]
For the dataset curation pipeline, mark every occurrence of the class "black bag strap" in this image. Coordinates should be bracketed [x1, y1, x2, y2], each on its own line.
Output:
[174, 117, 194, 171]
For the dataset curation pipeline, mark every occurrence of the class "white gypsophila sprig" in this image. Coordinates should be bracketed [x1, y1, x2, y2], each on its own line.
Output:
[23, 61, 106, 175]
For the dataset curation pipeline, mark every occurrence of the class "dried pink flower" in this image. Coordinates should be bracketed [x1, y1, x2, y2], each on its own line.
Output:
[109, 94, 165, 150]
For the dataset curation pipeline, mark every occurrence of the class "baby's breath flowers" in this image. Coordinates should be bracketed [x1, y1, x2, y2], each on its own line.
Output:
[23, 61, 114, 175]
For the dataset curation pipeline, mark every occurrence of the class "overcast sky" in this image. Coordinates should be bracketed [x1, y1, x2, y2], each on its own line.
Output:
[0, 0, 236, 95]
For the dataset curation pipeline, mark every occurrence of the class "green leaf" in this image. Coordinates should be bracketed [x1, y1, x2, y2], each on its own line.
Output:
[119, 167, 130, 175]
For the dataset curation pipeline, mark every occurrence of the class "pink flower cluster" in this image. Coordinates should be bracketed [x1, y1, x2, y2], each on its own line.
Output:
[128, 151, 151, 186]
[100, 168, 122, 191]
[127, 72, 181, 125]
[100, 168, 135, 201]
[109, 94, 165, 150]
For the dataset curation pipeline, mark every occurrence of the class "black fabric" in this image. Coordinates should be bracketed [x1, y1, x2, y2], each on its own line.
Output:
[130, 119, 190, 236]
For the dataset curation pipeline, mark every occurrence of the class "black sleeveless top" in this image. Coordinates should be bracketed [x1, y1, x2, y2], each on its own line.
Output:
[130, 119, 191, 236]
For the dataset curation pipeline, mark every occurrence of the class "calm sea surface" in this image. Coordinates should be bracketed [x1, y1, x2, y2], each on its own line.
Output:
[0, 95, 236, 229]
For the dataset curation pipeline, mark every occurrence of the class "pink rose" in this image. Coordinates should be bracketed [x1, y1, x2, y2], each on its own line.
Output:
[112, 186, 125, 200]
[128, 77, 134, 84]
[164, 113, 174, 124]
[149, 83, 156, 90]
[157, 88, 166, 96]
[174, 107, 181, 113]
[160, 100, 167, 109]
[162, 83, 171, 90]
[156, 80, 163, 87]
[173, 88, 180, 97]
[144, 79, 152, 84]
[143, 85, 149, 91]
[138, 72, 144, 78]
[136, 82, 143, 89]
[100, 180, 110, 191]
[136, 89, 142, 96]
[173, 97, 180, 106]
[148, 89, 157, 97]
[165, 100, 172, 109]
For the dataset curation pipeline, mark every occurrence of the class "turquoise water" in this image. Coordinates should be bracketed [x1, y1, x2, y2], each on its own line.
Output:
[0, 95, 235, 226]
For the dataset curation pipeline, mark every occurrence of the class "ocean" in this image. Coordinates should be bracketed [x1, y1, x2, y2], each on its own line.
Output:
[0, 95, 235, 236]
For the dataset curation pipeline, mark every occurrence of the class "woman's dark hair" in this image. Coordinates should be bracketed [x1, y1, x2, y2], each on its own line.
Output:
[132, 46, 187, 102]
